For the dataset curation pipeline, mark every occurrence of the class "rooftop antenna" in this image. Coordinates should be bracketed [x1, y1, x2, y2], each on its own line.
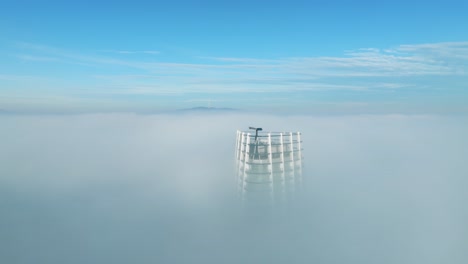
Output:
[249, 127, 263, 159]
[249, 127, 262, 141]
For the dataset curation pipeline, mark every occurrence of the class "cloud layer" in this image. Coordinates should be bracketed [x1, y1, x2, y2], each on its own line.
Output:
[1, 41, 467, 113]
[1, 113, 467, 264]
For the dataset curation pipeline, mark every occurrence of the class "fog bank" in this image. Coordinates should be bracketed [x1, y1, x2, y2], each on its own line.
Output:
[1, 113, 467, 264]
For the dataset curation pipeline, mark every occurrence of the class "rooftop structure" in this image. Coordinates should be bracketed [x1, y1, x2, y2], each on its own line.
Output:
[235, 128, 303, 208]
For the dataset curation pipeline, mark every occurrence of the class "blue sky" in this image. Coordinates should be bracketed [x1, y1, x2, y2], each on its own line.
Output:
[1, 0, 467, 113]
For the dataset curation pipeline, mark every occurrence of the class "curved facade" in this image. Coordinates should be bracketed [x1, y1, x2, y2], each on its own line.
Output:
[235, 130, 303, 207]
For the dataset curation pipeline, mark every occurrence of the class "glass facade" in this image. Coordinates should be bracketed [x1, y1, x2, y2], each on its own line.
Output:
[235, 130, 303, 208]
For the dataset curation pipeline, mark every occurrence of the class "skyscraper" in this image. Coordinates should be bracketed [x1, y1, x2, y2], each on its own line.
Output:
[235, 128, 303, 208]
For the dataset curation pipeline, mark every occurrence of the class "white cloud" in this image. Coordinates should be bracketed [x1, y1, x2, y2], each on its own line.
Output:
[10, 41, 468, 98]
[16, 54, 59, 62]
[106, 50, 160, 55]
[1, 113, 468, 263]
[16, 41, 468, 78]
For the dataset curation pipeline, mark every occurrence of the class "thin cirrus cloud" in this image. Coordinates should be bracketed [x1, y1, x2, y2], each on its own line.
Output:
[15, 41, 468, 75]
[104, 50, 161, 55]
[16, 54, 60, 62]
[399, 41, 468, 59]
[8, 41, 468, 97]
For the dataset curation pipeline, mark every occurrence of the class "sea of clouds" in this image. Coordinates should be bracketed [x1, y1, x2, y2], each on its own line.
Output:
[1, 113, 467, 264]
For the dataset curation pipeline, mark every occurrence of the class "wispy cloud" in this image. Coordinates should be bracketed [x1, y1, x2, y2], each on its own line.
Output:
[15, 41, 468, 75]
[16, 54, 59, 62]
[0, 74, 50, 81]
[104, 50, 160, 55]
[398, 41, 468, 58]
[9, 41, 468, 97]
